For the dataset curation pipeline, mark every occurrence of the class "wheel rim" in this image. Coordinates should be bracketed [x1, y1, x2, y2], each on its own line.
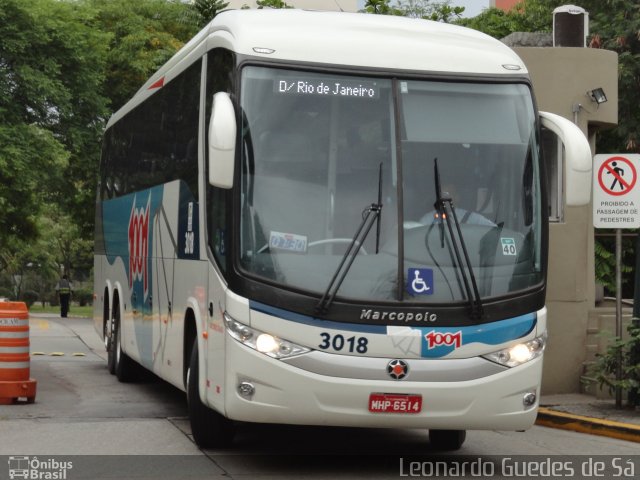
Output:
[116, 324, 121, 365]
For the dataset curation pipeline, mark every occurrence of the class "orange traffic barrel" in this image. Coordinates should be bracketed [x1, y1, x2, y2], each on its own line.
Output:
[0, 301, 36, 404]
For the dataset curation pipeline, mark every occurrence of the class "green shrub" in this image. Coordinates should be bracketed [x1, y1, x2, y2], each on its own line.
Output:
[21, 290, 39, 307]
[584, 322, 640, 407]
[74, 287, 93, 307]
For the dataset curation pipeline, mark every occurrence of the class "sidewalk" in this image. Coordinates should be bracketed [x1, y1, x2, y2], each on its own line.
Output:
[539, 393, 640, 443]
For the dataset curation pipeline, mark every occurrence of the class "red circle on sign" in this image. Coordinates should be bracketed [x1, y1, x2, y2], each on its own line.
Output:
[597, 156, 637, 196]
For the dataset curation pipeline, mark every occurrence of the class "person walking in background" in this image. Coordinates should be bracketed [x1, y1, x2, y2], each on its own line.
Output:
[56, 274, 72, 318]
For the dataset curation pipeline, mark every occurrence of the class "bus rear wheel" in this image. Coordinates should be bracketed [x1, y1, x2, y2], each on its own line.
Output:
[429, 429, 466, 451]
[106, 313, 116, 374]
[109, 300, 136, 382]
[187, 339, 234, 448]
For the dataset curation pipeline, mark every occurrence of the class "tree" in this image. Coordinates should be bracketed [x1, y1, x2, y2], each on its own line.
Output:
[183, 0, 230, 29]
[0, 0, 108, 249]
[256, 0, 293, 8]
[396, 0, 464, 22]
[88, 0, 196, 112]
[364, 0, 463, 22]
[364, 0, 399, 15]
[456, 7, 536, 39]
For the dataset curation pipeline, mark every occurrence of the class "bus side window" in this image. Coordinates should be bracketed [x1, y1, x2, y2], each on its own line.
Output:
[205, 48, 235, 271]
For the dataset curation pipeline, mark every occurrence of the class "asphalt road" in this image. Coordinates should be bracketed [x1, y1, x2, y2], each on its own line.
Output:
[0, 315, 637, 479]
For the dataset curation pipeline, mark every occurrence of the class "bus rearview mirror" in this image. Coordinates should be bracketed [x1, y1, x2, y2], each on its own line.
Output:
[208, 92, 236, 189]
[539, 111, 592, 207]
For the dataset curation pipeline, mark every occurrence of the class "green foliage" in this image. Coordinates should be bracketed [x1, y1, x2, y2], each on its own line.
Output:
[73, 287, 94, 307]
[394, 0, 464, 22]
[364, 0, 463, 21]
[0, 0, 199, 289]
[181, 0, 229, 29]
[594, 237, 634, 296]
[0, 124, 68, 252]
[0, 204, 92, 310]
[585, 322, 640, 406]
[364, 0, 398, 14]
[0, 0, 103, 247]
[22, 290, 39, 307]
[257, 0, 293, 8]
[88, 0, 197, 112]
[0, 287, 14, 300]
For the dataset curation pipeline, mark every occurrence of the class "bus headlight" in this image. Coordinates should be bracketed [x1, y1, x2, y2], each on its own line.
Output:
[224, 314, 310, 359]
[482, 333, 546, 368]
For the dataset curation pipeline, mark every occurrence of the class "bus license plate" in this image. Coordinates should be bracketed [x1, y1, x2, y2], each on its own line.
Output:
[368, 393, 422, 414]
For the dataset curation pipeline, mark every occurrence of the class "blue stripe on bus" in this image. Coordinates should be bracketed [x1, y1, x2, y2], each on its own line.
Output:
[249, 301, 387, 334]
[249, 301, 537, 349]
[416, 313, 537, 358]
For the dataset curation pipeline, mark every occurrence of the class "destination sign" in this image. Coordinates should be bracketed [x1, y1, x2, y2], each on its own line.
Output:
[276, 77, 380, 99]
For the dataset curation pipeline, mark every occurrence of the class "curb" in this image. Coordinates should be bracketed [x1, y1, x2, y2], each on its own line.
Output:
[536, 407, 640, 443]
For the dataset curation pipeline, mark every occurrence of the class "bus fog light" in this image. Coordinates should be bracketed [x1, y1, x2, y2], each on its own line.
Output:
[523, 392, 536, 407]
[482, 333, 547, 368]
[238, 382, 255, 398]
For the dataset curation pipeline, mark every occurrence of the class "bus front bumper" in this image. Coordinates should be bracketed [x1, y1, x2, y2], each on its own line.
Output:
[222, 337, 542, 431]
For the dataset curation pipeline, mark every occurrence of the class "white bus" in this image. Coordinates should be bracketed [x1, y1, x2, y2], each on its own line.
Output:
[94, 9, 592, 450]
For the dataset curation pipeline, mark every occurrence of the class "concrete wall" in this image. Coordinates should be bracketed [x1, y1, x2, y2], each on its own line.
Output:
[491, 0, 520, 11]
[513, 47, 618, 393]
[225, 0, 359, 12]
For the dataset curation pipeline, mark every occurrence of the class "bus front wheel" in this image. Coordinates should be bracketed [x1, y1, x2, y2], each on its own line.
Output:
[187, 339, 234, 448]
[429, 429, 466, 451]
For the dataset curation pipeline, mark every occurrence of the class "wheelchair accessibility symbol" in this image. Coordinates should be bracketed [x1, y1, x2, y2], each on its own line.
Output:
[407, 268, 434, 295]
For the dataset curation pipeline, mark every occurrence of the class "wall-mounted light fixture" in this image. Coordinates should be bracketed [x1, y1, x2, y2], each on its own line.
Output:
[587, 88, 607, 105]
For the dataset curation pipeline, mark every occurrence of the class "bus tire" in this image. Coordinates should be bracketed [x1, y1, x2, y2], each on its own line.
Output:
[113, 303, 136, 383]
[428, 429, 466, 451]
[106, 312, 116, 375]
[187, 339, 234, 448]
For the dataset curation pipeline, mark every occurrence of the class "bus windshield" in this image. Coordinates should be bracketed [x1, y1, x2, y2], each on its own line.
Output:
[238, 66, 542, 305]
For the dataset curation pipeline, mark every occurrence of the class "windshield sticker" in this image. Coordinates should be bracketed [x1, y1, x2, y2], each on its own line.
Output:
[501, 238, 517, 256]
[406, 268, 434, 296]
[269, 231, 308, 253]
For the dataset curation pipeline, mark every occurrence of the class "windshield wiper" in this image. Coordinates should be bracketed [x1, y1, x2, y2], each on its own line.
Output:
[316, 164, 383, 315]
[433, 158, 484, 320]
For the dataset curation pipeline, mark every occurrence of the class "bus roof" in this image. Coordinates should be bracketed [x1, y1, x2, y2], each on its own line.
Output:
[109, 9, 528, 128]
[213, 9, 526, 74]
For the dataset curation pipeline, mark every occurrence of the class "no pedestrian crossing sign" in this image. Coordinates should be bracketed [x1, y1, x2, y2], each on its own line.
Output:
[593, 154, 640, 228]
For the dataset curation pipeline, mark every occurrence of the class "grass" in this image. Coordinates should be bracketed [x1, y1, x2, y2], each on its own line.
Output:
[28, 303, 93, 318]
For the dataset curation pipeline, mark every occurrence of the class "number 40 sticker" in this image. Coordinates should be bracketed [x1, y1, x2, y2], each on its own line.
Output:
[501, 238, 517, 256]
